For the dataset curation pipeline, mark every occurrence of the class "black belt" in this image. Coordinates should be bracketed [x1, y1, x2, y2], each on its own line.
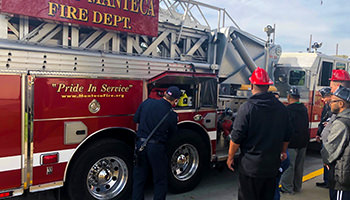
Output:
[138, 138, 163, 144]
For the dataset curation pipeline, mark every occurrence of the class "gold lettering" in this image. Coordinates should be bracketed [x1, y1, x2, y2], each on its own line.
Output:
[66, 5, 78, 20]
[130, 0, 139, 13]
[57, 84, 84, 93]
[87, 84, 97, 92]
[93, 11, 103, 24]
[115, 0, 121, 9]
[59, 4, 66, 18]
[140, 0, 147, 15]
[123, 0, 129, 11]
[123, 17, 131, 29]
[57, 84, 65, 92]
[113, 15, 123, 27]
[101, 84, 130, 92]
[148, 0, 155, 17]
[101, 84, 107, 92]
[104, 13, 113, 26]
[88, 0, 103, 5]
[48, 2, 59, 16]
[78, 8, 89, 22]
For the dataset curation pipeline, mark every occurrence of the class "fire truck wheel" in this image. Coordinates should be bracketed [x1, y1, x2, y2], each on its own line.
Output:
[66, 139, 133, 200]
[167, 129, 207, 193]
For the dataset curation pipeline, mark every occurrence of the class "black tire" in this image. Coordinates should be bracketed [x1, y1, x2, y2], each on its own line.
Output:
[167, 129, 208, 193]
[66, 139, 133, 200]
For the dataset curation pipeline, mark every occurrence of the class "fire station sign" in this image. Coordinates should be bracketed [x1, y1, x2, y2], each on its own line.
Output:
[0, 0, 159, 37]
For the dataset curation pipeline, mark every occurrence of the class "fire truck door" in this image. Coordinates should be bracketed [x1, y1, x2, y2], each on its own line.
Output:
[0, 74, 23, 191]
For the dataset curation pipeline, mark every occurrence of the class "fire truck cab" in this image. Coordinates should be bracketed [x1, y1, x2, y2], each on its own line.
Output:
[274, 52, 350, 140]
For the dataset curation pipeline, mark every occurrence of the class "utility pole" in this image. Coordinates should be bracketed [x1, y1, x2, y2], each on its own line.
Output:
[308, 34, 312, 53]
[336, 43, 339, 56]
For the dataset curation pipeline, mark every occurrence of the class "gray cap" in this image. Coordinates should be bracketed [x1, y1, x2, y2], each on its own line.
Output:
[333, 85, 350, 102]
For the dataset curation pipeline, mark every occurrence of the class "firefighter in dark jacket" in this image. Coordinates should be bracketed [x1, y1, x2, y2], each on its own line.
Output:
[132, 86, 181, 200]
[317, 87, 333, 141]
[321, 85, 350, 200]
[227, 67, 290, 200]
[316, 87, 332, 188]
[280, 87, 309, 194]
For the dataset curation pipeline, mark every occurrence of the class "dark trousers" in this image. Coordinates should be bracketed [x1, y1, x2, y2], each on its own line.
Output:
[324, 165, 329, 183]
[238, 173, 276, 200]
[330, 189, 350, 200]
[132, 142, 168, 200]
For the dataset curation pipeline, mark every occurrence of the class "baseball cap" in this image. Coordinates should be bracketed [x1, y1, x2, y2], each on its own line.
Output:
[166, 86, 182, 99]
[318, 87, 331, 97]
[288, 87, 300, 98]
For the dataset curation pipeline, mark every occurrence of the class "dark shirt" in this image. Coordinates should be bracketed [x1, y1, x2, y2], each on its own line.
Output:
[317, 104, 332, 136]
[133, 98, 178, 143]
[230, 92, 291, 178]
[286, 102, 309, 149]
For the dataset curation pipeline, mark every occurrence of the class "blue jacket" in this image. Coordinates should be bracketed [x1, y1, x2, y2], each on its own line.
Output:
[134, 98, 178, 143]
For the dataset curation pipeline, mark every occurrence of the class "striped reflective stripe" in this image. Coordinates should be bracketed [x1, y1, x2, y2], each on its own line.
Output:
[337, 190, 343, 200]
[33, 149, 75, 167]
[0, 155, 21, 172]
[208, 131, 216, 140]
[309, 122, 319, 129]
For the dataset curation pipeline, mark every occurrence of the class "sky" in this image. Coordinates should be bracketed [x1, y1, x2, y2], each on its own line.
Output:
[189, 0, 350, 56]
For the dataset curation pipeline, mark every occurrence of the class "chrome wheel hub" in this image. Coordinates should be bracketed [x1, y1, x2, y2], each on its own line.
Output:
[87, 157, 128, 200]
[171, 144, 199, 181]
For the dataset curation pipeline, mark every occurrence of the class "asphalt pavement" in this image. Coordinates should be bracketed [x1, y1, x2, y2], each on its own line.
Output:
[10, 149, 327, 200]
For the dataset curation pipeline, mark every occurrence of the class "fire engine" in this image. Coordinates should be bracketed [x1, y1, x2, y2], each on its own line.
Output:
[274, 51, 350, 141]
[0, 0, 281, 199]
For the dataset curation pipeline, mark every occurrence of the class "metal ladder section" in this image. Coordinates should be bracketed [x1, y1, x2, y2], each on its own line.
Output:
[0, 0, 240, 66]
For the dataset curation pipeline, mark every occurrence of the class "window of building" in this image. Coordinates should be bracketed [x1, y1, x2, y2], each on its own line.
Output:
[289, 70, 305, 86]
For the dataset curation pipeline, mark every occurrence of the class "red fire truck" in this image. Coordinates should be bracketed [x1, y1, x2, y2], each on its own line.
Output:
[0, 0, 281, 199]
[275, 52, 350, 141]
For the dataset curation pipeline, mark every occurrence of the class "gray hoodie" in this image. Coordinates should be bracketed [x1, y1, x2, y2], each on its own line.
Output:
[321, 108, 350, 191]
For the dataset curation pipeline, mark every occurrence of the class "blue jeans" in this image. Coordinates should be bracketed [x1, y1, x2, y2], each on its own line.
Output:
[274, 176, 281, 200]
[274, 151, 290, 200]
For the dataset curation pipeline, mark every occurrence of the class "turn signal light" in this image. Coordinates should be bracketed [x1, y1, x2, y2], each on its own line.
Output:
[0, 192, 11, 198]
[42, 154, 58, 165]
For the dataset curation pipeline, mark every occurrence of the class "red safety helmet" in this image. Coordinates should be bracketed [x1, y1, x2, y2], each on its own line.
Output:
[249, 67, 274, 85]
[329, 69, 350, 81]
